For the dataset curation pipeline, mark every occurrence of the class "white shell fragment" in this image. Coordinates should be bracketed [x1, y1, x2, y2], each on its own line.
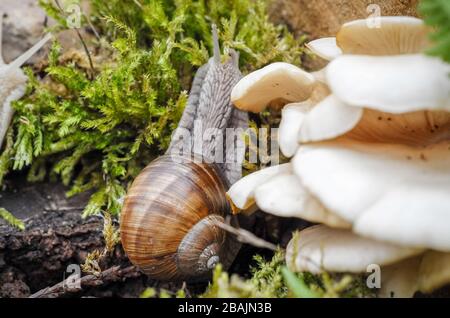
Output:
[231, 62, 316, 112]
[327, 54, 450, 113]
[286, 225, 423, 274]
[336, 16, 429, 55]
[306, 37, 342, 60]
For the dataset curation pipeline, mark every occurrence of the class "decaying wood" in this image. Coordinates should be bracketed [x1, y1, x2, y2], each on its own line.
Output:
[29, 265, 140, 298]
[0, 207, 146, 297]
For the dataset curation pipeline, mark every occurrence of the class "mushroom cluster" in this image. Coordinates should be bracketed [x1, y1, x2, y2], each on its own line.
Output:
[227, 16, 450, 297]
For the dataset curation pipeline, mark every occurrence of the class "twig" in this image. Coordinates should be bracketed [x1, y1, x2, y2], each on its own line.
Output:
[213, 219, 278, 251]
[29, 265, 141, 298]
[83, 12, 100, 40]
[54, 0, 95, 78]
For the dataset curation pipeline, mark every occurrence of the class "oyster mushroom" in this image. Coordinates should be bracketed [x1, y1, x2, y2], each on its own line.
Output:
[327, 54, 450, 113]
[304, 16, 429, 61]
[336, 16, 430, 55]
[293, 54, 450, 147]
[0, 14, 51, 148]
[291, 16, 449, 148]
[226, 163, 291, 213]
[306, 37, 342, 60]
[227, 15, 450, 296]
[287, 225, 450, 298]
[226, 163, 349, 228]
[230, 62, 316, 112]
[286, 225, 423, 274]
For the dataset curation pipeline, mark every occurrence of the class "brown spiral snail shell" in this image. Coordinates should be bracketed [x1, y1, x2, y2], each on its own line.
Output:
[120, 26, 248, 281]
[121, 155, 240, 280]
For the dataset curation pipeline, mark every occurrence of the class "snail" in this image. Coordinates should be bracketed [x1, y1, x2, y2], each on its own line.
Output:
[0, 13, 51, 148]
[120, 25, 248, 281]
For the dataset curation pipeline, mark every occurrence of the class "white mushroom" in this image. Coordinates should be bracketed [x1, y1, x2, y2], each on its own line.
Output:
[230, 62, 316, 112]
[228, 15, 450, 296]
[297, 95, 363, 143]
[286, 225, 423, 274]
[287, 226, 450, 298]
[0, 14, 51, 147]
[226, 163, 291, 213]
[292, 139, 450, 252]
[306, 37, 342, 61]
[279, 102, 313, 157]
[279, 82, 331, 157]
[345, 109, 450, 147]
[327, 54, 450, 113]
[336, 16, 429, 55]
[253, 170, 350, 228]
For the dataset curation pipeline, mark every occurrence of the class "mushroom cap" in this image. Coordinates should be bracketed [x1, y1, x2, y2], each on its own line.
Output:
[286, 225, 423, 274]
[279, 102, 313, 157]
[336, 16, 429, 55]
[345, 109, 450, 147]
[326, 54, 450, 114]
[226, 163, 290, 213]
[253, 171, 350, 228]
[292, 140, 450, 252]
[231, 62, 316, 113]
[286, 226, 450, 297]
[279, 82, 331, 157]
[306, 37, 342, 60]
[293, 102, 450, 146]
[298, 95, 363, 144]
[354, 180, 450, 252]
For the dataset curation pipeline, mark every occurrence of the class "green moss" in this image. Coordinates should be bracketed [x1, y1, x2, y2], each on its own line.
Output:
[0, 208, 25, 230]
[420, 0, 450, 63]
[0, 0, 306, 216]
[201, 251, 376, 298]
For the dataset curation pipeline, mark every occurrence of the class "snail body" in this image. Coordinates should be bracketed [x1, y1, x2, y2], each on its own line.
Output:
[120, 26, 248, 281]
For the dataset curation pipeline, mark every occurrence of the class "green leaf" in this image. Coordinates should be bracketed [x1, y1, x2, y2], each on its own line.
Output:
[0, 208, 25, 230]
[420, 0, 450, 63]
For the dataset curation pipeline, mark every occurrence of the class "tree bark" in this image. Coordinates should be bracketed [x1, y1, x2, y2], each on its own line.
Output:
[271, 0, 420, 40]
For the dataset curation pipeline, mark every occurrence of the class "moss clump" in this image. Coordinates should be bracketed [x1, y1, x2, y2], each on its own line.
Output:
[0, 0, 305, 217]
[0, 208, 25, 230]
[201, 250, 376, 298]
